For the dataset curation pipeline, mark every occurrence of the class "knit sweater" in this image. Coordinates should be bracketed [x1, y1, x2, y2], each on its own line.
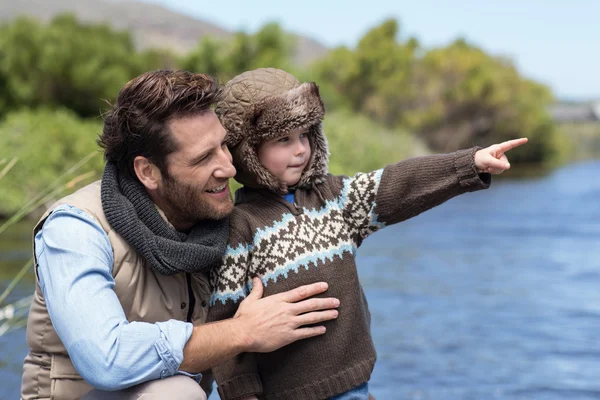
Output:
[207, 148, 491, 400]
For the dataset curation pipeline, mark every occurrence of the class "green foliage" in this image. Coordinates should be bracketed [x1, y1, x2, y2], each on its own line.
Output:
[407, 40, 556, 161]
[0, 14, 583, 217]
[181, 22, 293, 82]
[324, 110, 420, 175]
[312, 19, 418, 120]
[180, 36, 224, 77]
[0, 14, 162, 118]
[0, 108, 103, 215]
[313, 20, 558, 165]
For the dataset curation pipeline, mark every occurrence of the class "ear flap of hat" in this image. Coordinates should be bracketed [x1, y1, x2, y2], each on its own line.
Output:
[297, 122, 329, 188]
[229, 137, 289, 194]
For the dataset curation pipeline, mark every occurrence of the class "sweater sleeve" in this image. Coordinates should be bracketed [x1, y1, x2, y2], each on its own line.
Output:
[206, 226, 263, 400]
[338, 147, 490, 245]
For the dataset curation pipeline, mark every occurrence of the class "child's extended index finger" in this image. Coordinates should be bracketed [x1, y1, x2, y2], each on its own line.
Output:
[497, 138, 529, 153]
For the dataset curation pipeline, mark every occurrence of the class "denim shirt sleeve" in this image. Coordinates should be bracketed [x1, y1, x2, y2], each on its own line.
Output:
[35, 204, 199, 390]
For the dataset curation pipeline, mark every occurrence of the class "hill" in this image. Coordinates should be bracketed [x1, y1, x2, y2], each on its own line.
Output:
[0, 0, 329, 64]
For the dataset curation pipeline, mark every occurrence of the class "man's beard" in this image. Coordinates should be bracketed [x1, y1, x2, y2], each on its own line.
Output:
[160, 175, 233, 226]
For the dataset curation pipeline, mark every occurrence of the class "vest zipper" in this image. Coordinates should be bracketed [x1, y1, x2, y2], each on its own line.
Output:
[185, 273, 196, 323]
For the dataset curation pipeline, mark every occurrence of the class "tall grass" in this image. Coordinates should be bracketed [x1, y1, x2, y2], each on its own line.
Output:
[0, 152, 100, 336]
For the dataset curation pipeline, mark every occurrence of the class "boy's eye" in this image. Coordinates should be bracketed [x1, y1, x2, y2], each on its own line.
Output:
[278, 137, 289, 143]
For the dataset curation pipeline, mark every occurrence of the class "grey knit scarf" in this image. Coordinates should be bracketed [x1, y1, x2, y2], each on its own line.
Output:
[100, 162, 229, 276]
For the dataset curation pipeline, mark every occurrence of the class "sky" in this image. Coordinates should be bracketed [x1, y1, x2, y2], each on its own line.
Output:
[146, 0, 599, 101]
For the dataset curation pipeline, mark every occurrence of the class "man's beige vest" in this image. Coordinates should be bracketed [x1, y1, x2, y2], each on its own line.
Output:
[21, 181, 213, 399]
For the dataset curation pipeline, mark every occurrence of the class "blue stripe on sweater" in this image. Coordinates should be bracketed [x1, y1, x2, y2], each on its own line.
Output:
[211, 243, 357, 305]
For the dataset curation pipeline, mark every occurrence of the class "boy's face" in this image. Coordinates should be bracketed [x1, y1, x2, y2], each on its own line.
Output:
[257, 127, 312, 187]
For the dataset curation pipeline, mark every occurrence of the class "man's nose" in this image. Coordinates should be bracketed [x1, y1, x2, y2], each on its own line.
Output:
[214, 147, 236, 178]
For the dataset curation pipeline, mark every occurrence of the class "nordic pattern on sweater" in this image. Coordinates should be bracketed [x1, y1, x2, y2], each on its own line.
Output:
[210, 169, 384, 306]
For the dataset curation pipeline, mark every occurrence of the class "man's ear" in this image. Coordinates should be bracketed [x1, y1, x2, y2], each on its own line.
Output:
[133, 156, 162, 190]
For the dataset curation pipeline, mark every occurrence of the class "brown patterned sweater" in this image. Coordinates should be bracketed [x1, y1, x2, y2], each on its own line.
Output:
[207, 148, 491, 400]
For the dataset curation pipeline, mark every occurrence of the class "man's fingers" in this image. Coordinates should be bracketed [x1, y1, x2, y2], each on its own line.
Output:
[293, 326, 327, 341]
[277, 282, 331, 303]
[295, 310, 339, 326]
[290, 297, 340, 315]
[497, 138, 528, 153]
[246, 277, 264, 301]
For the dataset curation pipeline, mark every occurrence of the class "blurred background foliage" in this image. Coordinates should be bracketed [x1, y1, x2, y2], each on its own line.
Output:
[0, 14, 591, 216]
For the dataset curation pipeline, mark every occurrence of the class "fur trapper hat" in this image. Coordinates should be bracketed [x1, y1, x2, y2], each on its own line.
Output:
[215, 68, 329, 194]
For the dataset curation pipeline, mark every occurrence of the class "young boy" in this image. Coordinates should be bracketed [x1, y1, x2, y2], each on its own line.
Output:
[207, 68, 527, 400]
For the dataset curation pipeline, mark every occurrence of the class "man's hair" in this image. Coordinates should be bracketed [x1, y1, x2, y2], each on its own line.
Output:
[98, 70, 222, 179]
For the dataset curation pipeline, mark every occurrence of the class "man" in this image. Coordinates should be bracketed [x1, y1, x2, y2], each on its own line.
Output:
[21, 70, 340, 400]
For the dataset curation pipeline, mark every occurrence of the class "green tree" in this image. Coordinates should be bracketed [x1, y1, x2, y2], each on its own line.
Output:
[312, 19, 418, 120]
[0, 17, 46, 112]
[0, 14, 154, 118]
[406, 39, 556, 162]
[181, 22, 293, 81]
[248, 22, 292, 71]
[179, 36, 224, 78]
[314, 20, 558, 164]
[225, 32, 254, 75]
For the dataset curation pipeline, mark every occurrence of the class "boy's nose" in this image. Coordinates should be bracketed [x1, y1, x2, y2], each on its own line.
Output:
[295, 141, 306, 156]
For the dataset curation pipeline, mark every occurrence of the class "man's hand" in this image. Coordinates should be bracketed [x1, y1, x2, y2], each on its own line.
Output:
[474, 138, 528, 174]
[234, 277, 340, 353]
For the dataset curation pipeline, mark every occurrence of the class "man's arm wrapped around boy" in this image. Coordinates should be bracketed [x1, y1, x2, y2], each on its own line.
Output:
[334, 147, 491, 245]
[207, 227, 262, 400]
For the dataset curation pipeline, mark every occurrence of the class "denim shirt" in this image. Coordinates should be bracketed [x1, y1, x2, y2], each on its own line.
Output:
[34, 204, 198, 390]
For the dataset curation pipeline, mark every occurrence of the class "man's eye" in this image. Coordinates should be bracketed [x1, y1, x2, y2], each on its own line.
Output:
[195, 155, 209, 165]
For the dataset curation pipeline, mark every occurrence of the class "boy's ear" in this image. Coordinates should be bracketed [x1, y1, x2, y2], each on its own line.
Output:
[133, 156, 162, 190]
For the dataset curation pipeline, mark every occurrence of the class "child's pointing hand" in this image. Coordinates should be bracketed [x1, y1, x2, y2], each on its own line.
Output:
[475, 138, 529, 174]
